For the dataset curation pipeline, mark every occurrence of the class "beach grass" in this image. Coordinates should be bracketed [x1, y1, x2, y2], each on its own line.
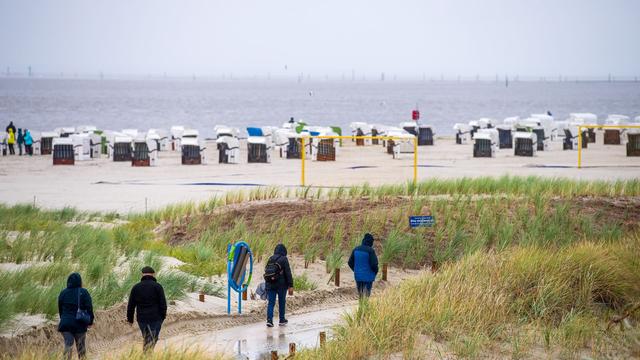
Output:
[3, 346, 230, 360]
[298, 236, 640, 359]
[0, 174, 638, 357]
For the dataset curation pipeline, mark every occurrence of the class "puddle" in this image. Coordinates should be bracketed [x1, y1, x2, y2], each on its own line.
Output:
[165, 306, 351, 359]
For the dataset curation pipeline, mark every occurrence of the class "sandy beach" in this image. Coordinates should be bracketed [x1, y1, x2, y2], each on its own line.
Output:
[1, 131, 638, 213]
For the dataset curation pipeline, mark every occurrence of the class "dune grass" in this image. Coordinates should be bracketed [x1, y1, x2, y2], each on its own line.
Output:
[299, 236, 640, 359]
[1, 175, 638, 350]
[3, 346, 230, 360]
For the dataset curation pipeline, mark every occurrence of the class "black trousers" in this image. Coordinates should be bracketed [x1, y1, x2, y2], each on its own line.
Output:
[138, 320, 163, 351]
[62, 332, 86, 360]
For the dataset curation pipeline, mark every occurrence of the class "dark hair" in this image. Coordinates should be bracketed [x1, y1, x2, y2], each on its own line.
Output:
[141, 266, 155, 274]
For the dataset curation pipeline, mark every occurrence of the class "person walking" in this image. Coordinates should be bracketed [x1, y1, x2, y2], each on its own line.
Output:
[17, 128, 24, 155]
[57, 272, 94, 360]
[126, 266, 167, 352]
[348, 233, 379, 298]
[7, 128, 15, 155]
[263, 244, 293, 327]
[24, 129, 33, 156]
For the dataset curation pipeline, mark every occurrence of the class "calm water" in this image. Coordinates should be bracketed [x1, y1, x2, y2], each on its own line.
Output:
[1, 78, 639, 137]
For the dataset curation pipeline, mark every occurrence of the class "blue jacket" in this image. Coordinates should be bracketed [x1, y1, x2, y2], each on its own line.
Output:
[348, 236, 379, 282]
[24, 131, 33, 146]
[58, 273, 94, 333]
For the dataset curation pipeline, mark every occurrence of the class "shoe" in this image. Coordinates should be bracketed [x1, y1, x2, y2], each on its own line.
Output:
[266, 321, 274, 328]
[279, 319, 288, 326]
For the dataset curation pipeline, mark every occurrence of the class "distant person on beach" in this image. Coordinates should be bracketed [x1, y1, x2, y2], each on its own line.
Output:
[348, 233, 379, 298]
[17, 128, 24, 155]
[127, 266, 167, 352]
[58, 272, 94, 360]
[7, 128, 15, 155]
[24, 129, 33, 156]
[6, 121, 16, 135]
[263, 243, 293, 327]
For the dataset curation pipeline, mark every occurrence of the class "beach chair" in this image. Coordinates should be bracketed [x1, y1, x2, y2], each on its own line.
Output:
[473, 129, 497, 158]
[604, 115, 629, 145]
[217, 136, 240, 164]
[514, 132, 537, 157]
[181, 137, 206, 165]
[247, 136, 270, 163]
[53, 138, 75, 165]
[453, 123, 470, 144]
[417, 125, 434, 145]
[112, 136, 133, 161]
[625, 127, 640, 156]
[316, 139, 336, 161]
[131, 136, 157, 167]
[71, 134, 91, 161]
[496, 125, 513, 149]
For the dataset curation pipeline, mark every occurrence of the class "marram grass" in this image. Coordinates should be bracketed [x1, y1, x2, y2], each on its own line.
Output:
[298, 236, 640, 359]
[3, 346, 230, 360]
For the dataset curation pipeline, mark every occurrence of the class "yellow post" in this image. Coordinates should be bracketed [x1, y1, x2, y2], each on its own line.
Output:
[413, 137, 418, 184]
[301, 137, 306, 186]
[577, 126, 582, 169]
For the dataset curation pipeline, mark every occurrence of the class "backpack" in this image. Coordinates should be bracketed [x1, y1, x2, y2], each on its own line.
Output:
[263, 256, 283, 283]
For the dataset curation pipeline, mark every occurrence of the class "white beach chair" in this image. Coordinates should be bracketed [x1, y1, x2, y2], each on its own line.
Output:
[52, 137, 75, 165]
[453, 123, 471, 144]
[514, 132, 537, 157]
[216, 136, 240, 164]
[473, 129, 498, 158]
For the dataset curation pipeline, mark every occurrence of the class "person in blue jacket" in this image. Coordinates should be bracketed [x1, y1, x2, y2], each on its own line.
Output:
[348, 233, 379, 298]
[57, 273, 94, 360]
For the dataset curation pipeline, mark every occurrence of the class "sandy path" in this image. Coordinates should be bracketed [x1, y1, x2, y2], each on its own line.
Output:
[1, 133, 638, 213]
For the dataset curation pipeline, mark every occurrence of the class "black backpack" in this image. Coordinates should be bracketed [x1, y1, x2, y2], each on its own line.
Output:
[263, 256, 283, 283]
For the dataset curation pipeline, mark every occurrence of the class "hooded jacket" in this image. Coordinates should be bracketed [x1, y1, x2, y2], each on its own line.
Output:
[6, 122, 16, 135]
[24, 130, 33, 146]
[348, 234, 379, 282]
[265, 244, 294, 290]
[58, 273, 94, 333]
[127, 275, 167, 323]
[17, 129, 24, 145]
[7, 129, 14, 144]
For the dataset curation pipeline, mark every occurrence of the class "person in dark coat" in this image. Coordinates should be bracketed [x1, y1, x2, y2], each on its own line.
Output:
[126, 266, 167, 351]
[265, 244, 293, 327]
[17, 129, 24, 155]
[6, 121, 16, 135]
[348, 233, 379, 298]
[58, 272, 94, 360]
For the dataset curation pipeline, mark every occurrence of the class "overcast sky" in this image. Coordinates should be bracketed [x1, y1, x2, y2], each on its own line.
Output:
[1, 0, 639, 78]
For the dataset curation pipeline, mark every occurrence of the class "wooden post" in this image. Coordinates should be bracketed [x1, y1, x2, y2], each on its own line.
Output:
[271, 350, 278, 360]
[382, 263, 388, 281]
[198, 291, 205, 302]
[242, 289, 247, 301]
[289, 342, 296, 356]
[319, 331, 326, 348]
[334, 268, 340, 287]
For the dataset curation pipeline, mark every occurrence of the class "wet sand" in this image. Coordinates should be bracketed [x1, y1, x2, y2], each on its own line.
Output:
[0, 132, 638, 213]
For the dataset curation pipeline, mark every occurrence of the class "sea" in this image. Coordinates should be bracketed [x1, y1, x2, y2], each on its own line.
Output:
[1, 77, 639, 137]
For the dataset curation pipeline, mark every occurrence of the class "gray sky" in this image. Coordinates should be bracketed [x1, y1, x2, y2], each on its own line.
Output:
[1, 0, 639, 78]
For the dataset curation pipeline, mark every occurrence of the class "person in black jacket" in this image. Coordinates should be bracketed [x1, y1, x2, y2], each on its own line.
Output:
[5, 121, 16, 135]
[58, 272, 94, 360]
[265, 244, 293, 327]
[348, 233, 379, 298]
[126, 266, 167, 351]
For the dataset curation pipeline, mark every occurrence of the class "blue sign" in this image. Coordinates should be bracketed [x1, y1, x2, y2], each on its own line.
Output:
[409, 216, 434, 228]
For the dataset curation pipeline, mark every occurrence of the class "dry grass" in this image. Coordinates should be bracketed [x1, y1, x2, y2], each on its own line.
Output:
[298, 236, 640, 359]
[3, 346, 230, 360]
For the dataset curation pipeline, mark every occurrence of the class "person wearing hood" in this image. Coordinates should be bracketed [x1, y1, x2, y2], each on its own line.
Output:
[264, 243, 293, 327]
[17, 129, 24, 155]
[6, 121, 16, 135]
[58, 272, 94, 360]
[24, 129, 33, 156]
[127, 266, 167, 352]
[7, 128, 15, 155]
[348, 233, 379, 298]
